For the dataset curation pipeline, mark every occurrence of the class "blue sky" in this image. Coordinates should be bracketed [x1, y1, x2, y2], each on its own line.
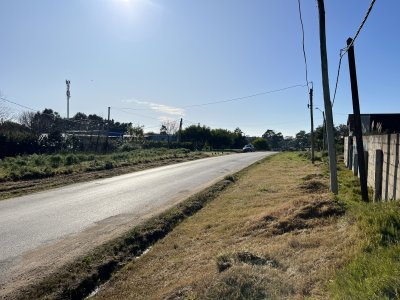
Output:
[0, 0, 399, 136]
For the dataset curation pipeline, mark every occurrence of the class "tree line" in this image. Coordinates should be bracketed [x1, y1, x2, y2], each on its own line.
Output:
[0, 105, 348, 158]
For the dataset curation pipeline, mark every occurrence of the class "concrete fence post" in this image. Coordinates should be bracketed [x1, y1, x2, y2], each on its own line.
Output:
[385, 134, 391, 201]
[374, 149, 383, 202]
[364, 151, 369, 181]
[348, 138, 353, 170]
[393, 133, 399, 200]
[353, 153, 359, 177]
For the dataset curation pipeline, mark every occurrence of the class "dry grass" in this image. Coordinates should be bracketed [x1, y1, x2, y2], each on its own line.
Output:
[93, 153, 358, 300]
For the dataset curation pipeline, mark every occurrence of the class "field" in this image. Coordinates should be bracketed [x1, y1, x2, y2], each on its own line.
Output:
[0, 149, 214, 199]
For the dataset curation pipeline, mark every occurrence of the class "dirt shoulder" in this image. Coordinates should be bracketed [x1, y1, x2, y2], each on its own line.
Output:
[93, 153, 358, 300]
[0, 152, 210, 200]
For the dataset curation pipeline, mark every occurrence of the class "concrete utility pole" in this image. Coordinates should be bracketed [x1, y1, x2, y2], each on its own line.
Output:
[317, 0, 338, 194]
[346, 37, 369, 202]
[316, 107, 326, 151]
[309, 87, 315, 163]
[66, 80, 71, 119]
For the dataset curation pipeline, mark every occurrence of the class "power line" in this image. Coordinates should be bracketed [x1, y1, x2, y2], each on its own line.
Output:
[331, 48, 346, 107]
[1, 96, 107, 127]
[331, 0, 377, 107]
[182, 84, 308, 108]
[0, 96, 36, 112]
[342, 0, 377, 56]
[112, 107, 163, 121]
[114, 84, 308, 112]
[297, 0, 309, 88]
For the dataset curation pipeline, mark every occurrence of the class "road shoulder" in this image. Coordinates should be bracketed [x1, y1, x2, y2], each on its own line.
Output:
[93, 152, 356, 299]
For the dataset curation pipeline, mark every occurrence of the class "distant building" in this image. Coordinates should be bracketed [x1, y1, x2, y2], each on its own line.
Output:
[144, 134, 175, 142]
[347, 114, 400, 135]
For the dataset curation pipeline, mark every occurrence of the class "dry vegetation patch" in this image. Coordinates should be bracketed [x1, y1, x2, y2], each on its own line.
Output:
[93, 153, 357, 300]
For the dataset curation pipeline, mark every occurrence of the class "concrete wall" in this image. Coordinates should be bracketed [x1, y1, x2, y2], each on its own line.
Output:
[344, 134, 400, 201]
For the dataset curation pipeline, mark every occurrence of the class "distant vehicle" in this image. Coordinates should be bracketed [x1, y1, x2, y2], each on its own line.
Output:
[242, 144, 255, 152]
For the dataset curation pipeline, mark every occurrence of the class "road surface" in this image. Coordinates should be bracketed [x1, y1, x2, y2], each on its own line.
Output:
[0, 152, 274, 293]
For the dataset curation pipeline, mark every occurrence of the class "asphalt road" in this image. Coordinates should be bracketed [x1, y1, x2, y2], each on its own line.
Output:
[0, 152, 273, 289]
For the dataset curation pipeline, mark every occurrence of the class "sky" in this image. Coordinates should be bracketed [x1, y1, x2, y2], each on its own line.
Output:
[0, 0, 399, 137]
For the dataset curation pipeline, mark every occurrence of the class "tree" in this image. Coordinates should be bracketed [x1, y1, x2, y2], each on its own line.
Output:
[160, 120, 178, 136]
[295, 130, 310, 149]
[18, 111, 35, 129]
[181, 125, 211, 149]
[31, 109, 62, 134]
[253, 138, 269, 150]
[232, 127, 247, 148]
[0, 95, 14, 123]
[262, 129, 284, 149]
[127, 124, 144, 141]
[210, 128, 233, 149]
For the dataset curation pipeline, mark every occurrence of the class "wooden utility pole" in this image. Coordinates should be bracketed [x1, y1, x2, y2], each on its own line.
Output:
[309, 88, 315, 163]
[317, 0, 338, 194]
[347, 37, 369, 202]
[322, 111, 326, 151]
[178, 118, 183, 143]
[106, 106, 111, 152]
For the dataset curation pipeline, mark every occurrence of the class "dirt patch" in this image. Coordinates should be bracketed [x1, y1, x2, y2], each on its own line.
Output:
[248, 198, 345, 237]
[302, 173, 324, 181]
[299, 179, 328, 193]
[216, 251, 280, 272]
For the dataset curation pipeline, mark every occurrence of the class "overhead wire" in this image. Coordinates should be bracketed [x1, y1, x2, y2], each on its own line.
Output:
[1, 96, 108, 128]
[331, 0, 377, 107]
[297, 0, 310, 90]
[182, 84, 308, 108]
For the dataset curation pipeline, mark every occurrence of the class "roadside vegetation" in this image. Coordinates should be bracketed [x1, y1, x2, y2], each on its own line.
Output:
[0, 148, 199, 181]
[329, 162, 400, 299]
[0, 148, 216, 200]
[90, 152, 354, 299]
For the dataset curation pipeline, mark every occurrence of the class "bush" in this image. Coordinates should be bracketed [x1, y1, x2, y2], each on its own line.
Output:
[65, 154, 78, 166]
[252, 138, 270, 151]
[50, 155, 63, 168]
[104, 161, 114, 170]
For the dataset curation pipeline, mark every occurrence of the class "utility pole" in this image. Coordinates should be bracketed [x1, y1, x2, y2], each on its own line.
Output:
[316, 107, 326, 151]
[66, 80, 71, 119]
[347, 37, 369, 202]
[317, 0, 338, 194]
[106, 106, 111, 152]
[309, 87, 315, 163]
[178, 118, 183, 143]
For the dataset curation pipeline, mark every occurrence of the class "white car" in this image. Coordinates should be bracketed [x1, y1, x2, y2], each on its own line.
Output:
[242, 144, 255, 152]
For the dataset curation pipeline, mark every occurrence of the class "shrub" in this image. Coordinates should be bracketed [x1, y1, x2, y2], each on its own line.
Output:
[104, 161, 114, 170]
[65, 154, 78, 166]
[252, 138, 269, 151]
[49, 155, 63, 168]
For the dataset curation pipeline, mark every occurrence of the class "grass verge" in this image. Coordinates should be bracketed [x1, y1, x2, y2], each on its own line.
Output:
[329, 162, 400, 299]
[91, 152, 356, 299]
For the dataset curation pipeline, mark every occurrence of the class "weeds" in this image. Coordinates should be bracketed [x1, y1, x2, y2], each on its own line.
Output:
[0, 148, 203, 181]
[330, 164, 400, 299]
